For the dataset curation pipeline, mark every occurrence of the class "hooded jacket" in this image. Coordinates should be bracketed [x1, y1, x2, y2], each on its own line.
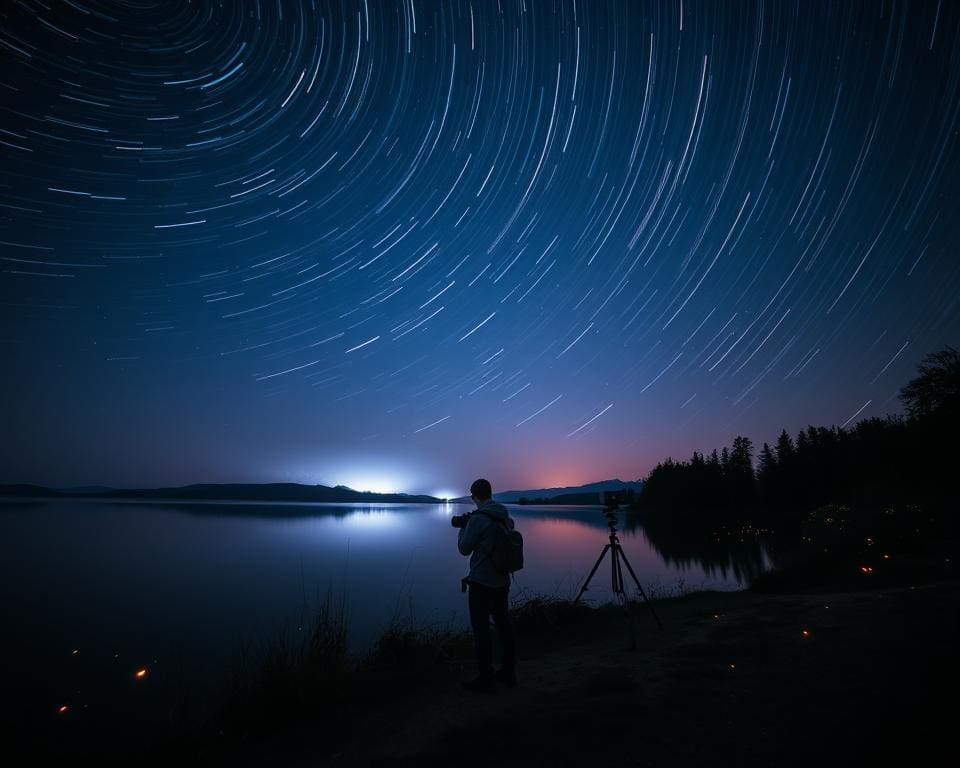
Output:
[457, 499, 514, 588]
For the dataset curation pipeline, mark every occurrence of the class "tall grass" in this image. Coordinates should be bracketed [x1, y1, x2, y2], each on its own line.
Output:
[155, 586, 678, 761]
[219, 588, 350, 738]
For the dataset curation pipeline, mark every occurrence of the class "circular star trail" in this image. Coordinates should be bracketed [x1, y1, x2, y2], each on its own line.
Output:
[2, 1, 959, 493]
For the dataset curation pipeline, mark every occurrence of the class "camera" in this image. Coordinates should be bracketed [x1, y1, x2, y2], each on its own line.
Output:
[602, 489, 634, 508]
[451, 512, 472, 528]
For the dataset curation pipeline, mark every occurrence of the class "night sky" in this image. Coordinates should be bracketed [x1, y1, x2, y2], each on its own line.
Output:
[2, 1, 959, 497]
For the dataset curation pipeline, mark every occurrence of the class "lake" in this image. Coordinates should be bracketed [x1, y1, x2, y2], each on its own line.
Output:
[0, 498, 772, 732]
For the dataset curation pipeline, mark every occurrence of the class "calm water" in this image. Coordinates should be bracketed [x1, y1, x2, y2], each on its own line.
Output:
[1, 498, 771, 723]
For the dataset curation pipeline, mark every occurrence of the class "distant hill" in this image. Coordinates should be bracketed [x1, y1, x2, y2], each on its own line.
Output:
[58, 485, 116, 494]
[451, 479, 643, 504]
[0, 482, 442, 504]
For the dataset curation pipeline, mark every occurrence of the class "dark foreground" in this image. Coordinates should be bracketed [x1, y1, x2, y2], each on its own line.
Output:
[8, 561, 958, 767]
[313, 580, 958, 767]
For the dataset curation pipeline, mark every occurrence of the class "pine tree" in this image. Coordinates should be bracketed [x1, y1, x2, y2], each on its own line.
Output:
[730, 435, 754, 474]
[775, 429, 794, 464]
[757, 442, 776, 478]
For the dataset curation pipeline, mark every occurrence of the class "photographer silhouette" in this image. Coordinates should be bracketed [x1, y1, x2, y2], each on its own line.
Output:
[456, 478, 517, 693]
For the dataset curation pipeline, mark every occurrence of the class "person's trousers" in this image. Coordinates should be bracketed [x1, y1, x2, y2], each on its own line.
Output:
[468, 582, 516, 678]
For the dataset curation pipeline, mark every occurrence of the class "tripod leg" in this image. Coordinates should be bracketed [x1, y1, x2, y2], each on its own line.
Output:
[616, 545, 663, 629]
[574, 544, 611, 604]
[610, 547, 638, 650]
[611, 541, 623, 595]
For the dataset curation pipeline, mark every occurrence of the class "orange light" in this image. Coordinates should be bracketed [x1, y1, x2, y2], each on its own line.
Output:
[860, 566, 873, 574]
[135, 667, 148, 679]
[58, 705, 69, 714]
[801, 629, 811, 638]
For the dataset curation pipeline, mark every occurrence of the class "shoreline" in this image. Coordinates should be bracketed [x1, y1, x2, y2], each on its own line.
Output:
[143, 548, 956, 768]
[316, 578, 960, 767]
[9, 570, 958, 766]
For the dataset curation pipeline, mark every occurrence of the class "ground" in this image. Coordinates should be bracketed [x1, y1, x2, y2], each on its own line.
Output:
[303, 580, 958, 767]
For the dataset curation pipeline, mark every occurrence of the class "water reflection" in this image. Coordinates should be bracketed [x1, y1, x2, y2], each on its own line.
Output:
[0, 497, 777, 740]
[623, 511, 776, 583]
[112, 499, 433, 519]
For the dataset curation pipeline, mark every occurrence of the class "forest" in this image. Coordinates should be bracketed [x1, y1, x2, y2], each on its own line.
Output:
[634, 347, 959, 540]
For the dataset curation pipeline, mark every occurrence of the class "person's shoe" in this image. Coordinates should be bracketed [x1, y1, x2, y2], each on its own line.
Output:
[494, 668, 518, 688]
[460, 675, 497, 694]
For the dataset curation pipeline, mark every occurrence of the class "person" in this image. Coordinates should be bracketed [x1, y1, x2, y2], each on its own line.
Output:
[457, 478, 517, 694]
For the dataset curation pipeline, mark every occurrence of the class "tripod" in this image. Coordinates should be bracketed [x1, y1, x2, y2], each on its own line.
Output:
[574, 503, 662, 646]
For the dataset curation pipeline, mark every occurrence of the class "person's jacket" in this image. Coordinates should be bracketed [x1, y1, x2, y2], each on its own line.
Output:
[457, 499, 514, 588]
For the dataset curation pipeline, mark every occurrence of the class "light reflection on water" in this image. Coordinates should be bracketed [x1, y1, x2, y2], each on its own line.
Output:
[0, 498, 770, 699]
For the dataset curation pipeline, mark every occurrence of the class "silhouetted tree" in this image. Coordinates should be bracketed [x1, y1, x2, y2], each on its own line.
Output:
[726, 435, 756, 506]
[775, 429, 794, 465]
[757, 442, 776, 499]
[899, 346, 960, 420]
[729, 436, 754, 473]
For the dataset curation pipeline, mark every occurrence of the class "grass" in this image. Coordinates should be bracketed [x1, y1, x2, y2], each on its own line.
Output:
[164, 570, 766, 759]
[355, 615, 472, 695]
[146, 586, 683, 764]
[219, 589, 351, 736]
[143, 591, 354, 764]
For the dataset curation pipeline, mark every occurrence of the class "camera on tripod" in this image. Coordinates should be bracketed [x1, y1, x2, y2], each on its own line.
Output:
[602, 489, 634, 508]
[576, 485, 662, 636]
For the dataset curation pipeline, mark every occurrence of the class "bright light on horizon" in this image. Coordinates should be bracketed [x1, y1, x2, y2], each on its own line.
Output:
[283, 454, 422, 495]
[431, 489, 463, 500]
[329, 472, 407, 494]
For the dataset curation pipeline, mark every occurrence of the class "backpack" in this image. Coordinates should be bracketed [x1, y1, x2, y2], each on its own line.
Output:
[478, 511, 524, 574]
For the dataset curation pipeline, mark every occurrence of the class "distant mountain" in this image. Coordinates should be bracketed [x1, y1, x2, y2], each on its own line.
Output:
[451, 479, 644, 504]
[0, 482, 442, 504]
[58, 485, 116, 494]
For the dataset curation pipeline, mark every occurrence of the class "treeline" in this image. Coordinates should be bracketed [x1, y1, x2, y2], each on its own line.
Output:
[635, 347, 959, 532]
[517, 492, 603, 505]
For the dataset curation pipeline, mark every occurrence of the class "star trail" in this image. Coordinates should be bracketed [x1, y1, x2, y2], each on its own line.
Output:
[2, 1, 959, 495]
